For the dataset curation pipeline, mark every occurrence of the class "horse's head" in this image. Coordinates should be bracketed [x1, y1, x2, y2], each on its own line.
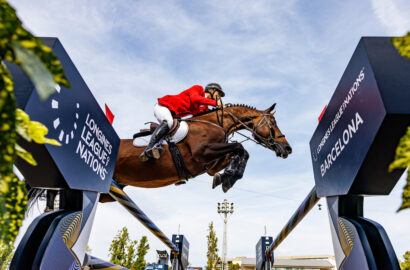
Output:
[251, 103, 292, 159]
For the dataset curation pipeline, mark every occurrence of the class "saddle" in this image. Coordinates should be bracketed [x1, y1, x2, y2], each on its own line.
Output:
[133, 119, 192, 184]
[133, 119, 180, 139]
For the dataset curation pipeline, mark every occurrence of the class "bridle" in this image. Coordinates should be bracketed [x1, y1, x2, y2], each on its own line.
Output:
[185, 103, 284, 150]
[224, 108, 284, 150]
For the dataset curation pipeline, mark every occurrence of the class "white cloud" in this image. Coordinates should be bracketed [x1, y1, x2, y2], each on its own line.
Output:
[371, 0, 410, 35]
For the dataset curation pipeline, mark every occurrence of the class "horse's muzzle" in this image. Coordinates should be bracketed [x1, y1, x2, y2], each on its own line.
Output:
[273, 143, 292, 159]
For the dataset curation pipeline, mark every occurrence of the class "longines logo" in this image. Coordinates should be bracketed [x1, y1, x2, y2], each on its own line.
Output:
[51, 85, 114, 181]
[315, 67, 365, 157]
[51, 85, 80, 145]
[312, 152, 318, 162]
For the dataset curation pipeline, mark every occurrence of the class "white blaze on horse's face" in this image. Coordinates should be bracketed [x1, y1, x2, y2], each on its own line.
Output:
[253, 103, 292, 159]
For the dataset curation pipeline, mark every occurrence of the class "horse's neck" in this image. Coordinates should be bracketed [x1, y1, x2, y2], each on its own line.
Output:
[193, 107, 258, 134]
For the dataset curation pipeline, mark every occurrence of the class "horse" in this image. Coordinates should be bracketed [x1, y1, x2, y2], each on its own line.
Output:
[112, 103, 292, 191]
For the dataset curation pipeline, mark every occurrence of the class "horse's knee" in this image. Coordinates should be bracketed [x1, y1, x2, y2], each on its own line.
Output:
[233, 143, 245, 156]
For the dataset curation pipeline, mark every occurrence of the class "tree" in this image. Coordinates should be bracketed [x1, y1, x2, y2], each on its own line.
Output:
[206, 222, 220, 270]
[0, 242, 14, 270]
[390, 33, 410, 212]
[228, 263, 240, 270]
[0, 0, 69, 244]
[134, 236, 149, 270]
[108, 227, 150, 270]
[401, 251, 410, 270]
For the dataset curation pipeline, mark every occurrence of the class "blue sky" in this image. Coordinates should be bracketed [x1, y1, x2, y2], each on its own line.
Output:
[12, 0, 410, 266]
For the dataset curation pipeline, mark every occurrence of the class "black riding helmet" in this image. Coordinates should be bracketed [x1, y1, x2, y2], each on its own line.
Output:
[205, 83, 225, 98]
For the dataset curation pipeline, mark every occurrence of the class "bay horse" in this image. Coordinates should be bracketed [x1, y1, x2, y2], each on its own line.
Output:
[112, 103, 292, 191]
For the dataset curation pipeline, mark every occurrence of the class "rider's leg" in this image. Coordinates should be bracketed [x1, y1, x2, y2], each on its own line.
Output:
[139, 104, 173, 161]
[153, 104, 174, 129]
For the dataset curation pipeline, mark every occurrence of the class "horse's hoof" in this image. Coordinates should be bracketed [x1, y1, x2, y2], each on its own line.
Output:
[221, 176, 232, 193]
[222, 181, 231, 193]
[212, 174, 222, 189]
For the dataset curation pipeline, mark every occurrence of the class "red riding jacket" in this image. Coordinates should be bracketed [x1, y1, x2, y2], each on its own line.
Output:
[158, 85, 217, 117]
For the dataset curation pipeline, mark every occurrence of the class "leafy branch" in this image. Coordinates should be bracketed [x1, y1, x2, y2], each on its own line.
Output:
[0, 0, 69, 244]
[390, 32, 410, 212]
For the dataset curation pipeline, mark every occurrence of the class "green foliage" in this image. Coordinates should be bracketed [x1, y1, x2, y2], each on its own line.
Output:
[0, 0, 69, 244]
[392, 32, 410, 59]
[206, 222, 220, 270]
[0, 174, 27, 244]
[390, 32, 410, 212]
[0, 0, 70, 91]
[134, 236, 149, 270]
[0, 241, 14, 270]
[401, 251, 410, 270]
[109, 227, 130, 266]
[228, 263, 240, 270]
[108, 227, 150, 270]
[389, 127, 410, 211]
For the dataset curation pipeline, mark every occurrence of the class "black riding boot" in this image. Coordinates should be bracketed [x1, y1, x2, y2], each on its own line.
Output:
[139, 120, 170, 162]
[212, 154, 241, 189]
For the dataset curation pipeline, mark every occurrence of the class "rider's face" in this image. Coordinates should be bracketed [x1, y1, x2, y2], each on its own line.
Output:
[213, 91, 221, 100]
[205, 90, 221, 100]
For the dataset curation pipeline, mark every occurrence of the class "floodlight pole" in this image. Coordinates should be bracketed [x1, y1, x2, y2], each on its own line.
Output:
[217, 199, 234, 270]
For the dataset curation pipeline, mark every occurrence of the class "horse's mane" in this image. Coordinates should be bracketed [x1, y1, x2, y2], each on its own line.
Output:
[192, 103, 257, 118]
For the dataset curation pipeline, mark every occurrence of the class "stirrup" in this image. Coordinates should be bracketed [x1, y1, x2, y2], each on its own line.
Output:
[139, 151, 150, 162]
[146, 145, 165, 159]
[139, 144, 164, 162]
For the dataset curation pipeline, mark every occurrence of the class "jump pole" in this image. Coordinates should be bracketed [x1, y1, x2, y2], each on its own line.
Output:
[266, 187, 319, 253]
[109, 180, 179, 253]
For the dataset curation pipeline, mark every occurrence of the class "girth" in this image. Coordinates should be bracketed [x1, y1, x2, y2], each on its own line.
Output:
[165, 137, 192, 182]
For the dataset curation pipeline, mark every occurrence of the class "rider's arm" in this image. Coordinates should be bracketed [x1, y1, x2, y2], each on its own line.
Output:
[189, 85, 217, 106]
[191, 94, 217, 106]
[197, 105, 210, 113]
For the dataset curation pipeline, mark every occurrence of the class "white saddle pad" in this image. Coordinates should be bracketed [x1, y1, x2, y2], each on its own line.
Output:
[133, 121, 189, 147]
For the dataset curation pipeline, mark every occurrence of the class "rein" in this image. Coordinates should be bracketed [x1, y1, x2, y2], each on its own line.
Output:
[186, 105, 283, 150]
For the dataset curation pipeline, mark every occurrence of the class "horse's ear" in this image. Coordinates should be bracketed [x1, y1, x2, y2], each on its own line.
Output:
[264, 103, 276, 113]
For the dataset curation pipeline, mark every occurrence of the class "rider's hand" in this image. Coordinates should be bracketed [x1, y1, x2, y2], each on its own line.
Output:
[217, 100, 224, 108]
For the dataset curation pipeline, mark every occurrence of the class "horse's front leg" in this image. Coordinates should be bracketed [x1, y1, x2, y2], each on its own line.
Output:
[192, 142, 249, 192]
[206, 155, 231, 176]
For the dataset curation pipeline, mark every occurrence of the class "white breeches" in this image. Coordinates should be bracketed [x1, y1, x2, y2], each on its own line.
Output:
[154, 104, 173, 129]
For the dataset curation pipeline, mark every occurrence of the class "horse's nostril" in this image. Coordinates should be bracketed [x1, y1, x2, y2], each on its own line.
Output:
[285, 146, 292, 154]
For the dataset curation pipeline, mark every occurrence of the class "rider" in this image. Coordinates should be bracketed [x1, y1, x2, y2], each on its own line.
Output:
[139, 83, 225, 162]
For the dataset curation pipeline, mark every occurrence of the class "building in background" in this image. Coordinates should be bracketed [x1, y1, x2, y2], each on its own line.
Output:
[227, 255, 336, 270]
